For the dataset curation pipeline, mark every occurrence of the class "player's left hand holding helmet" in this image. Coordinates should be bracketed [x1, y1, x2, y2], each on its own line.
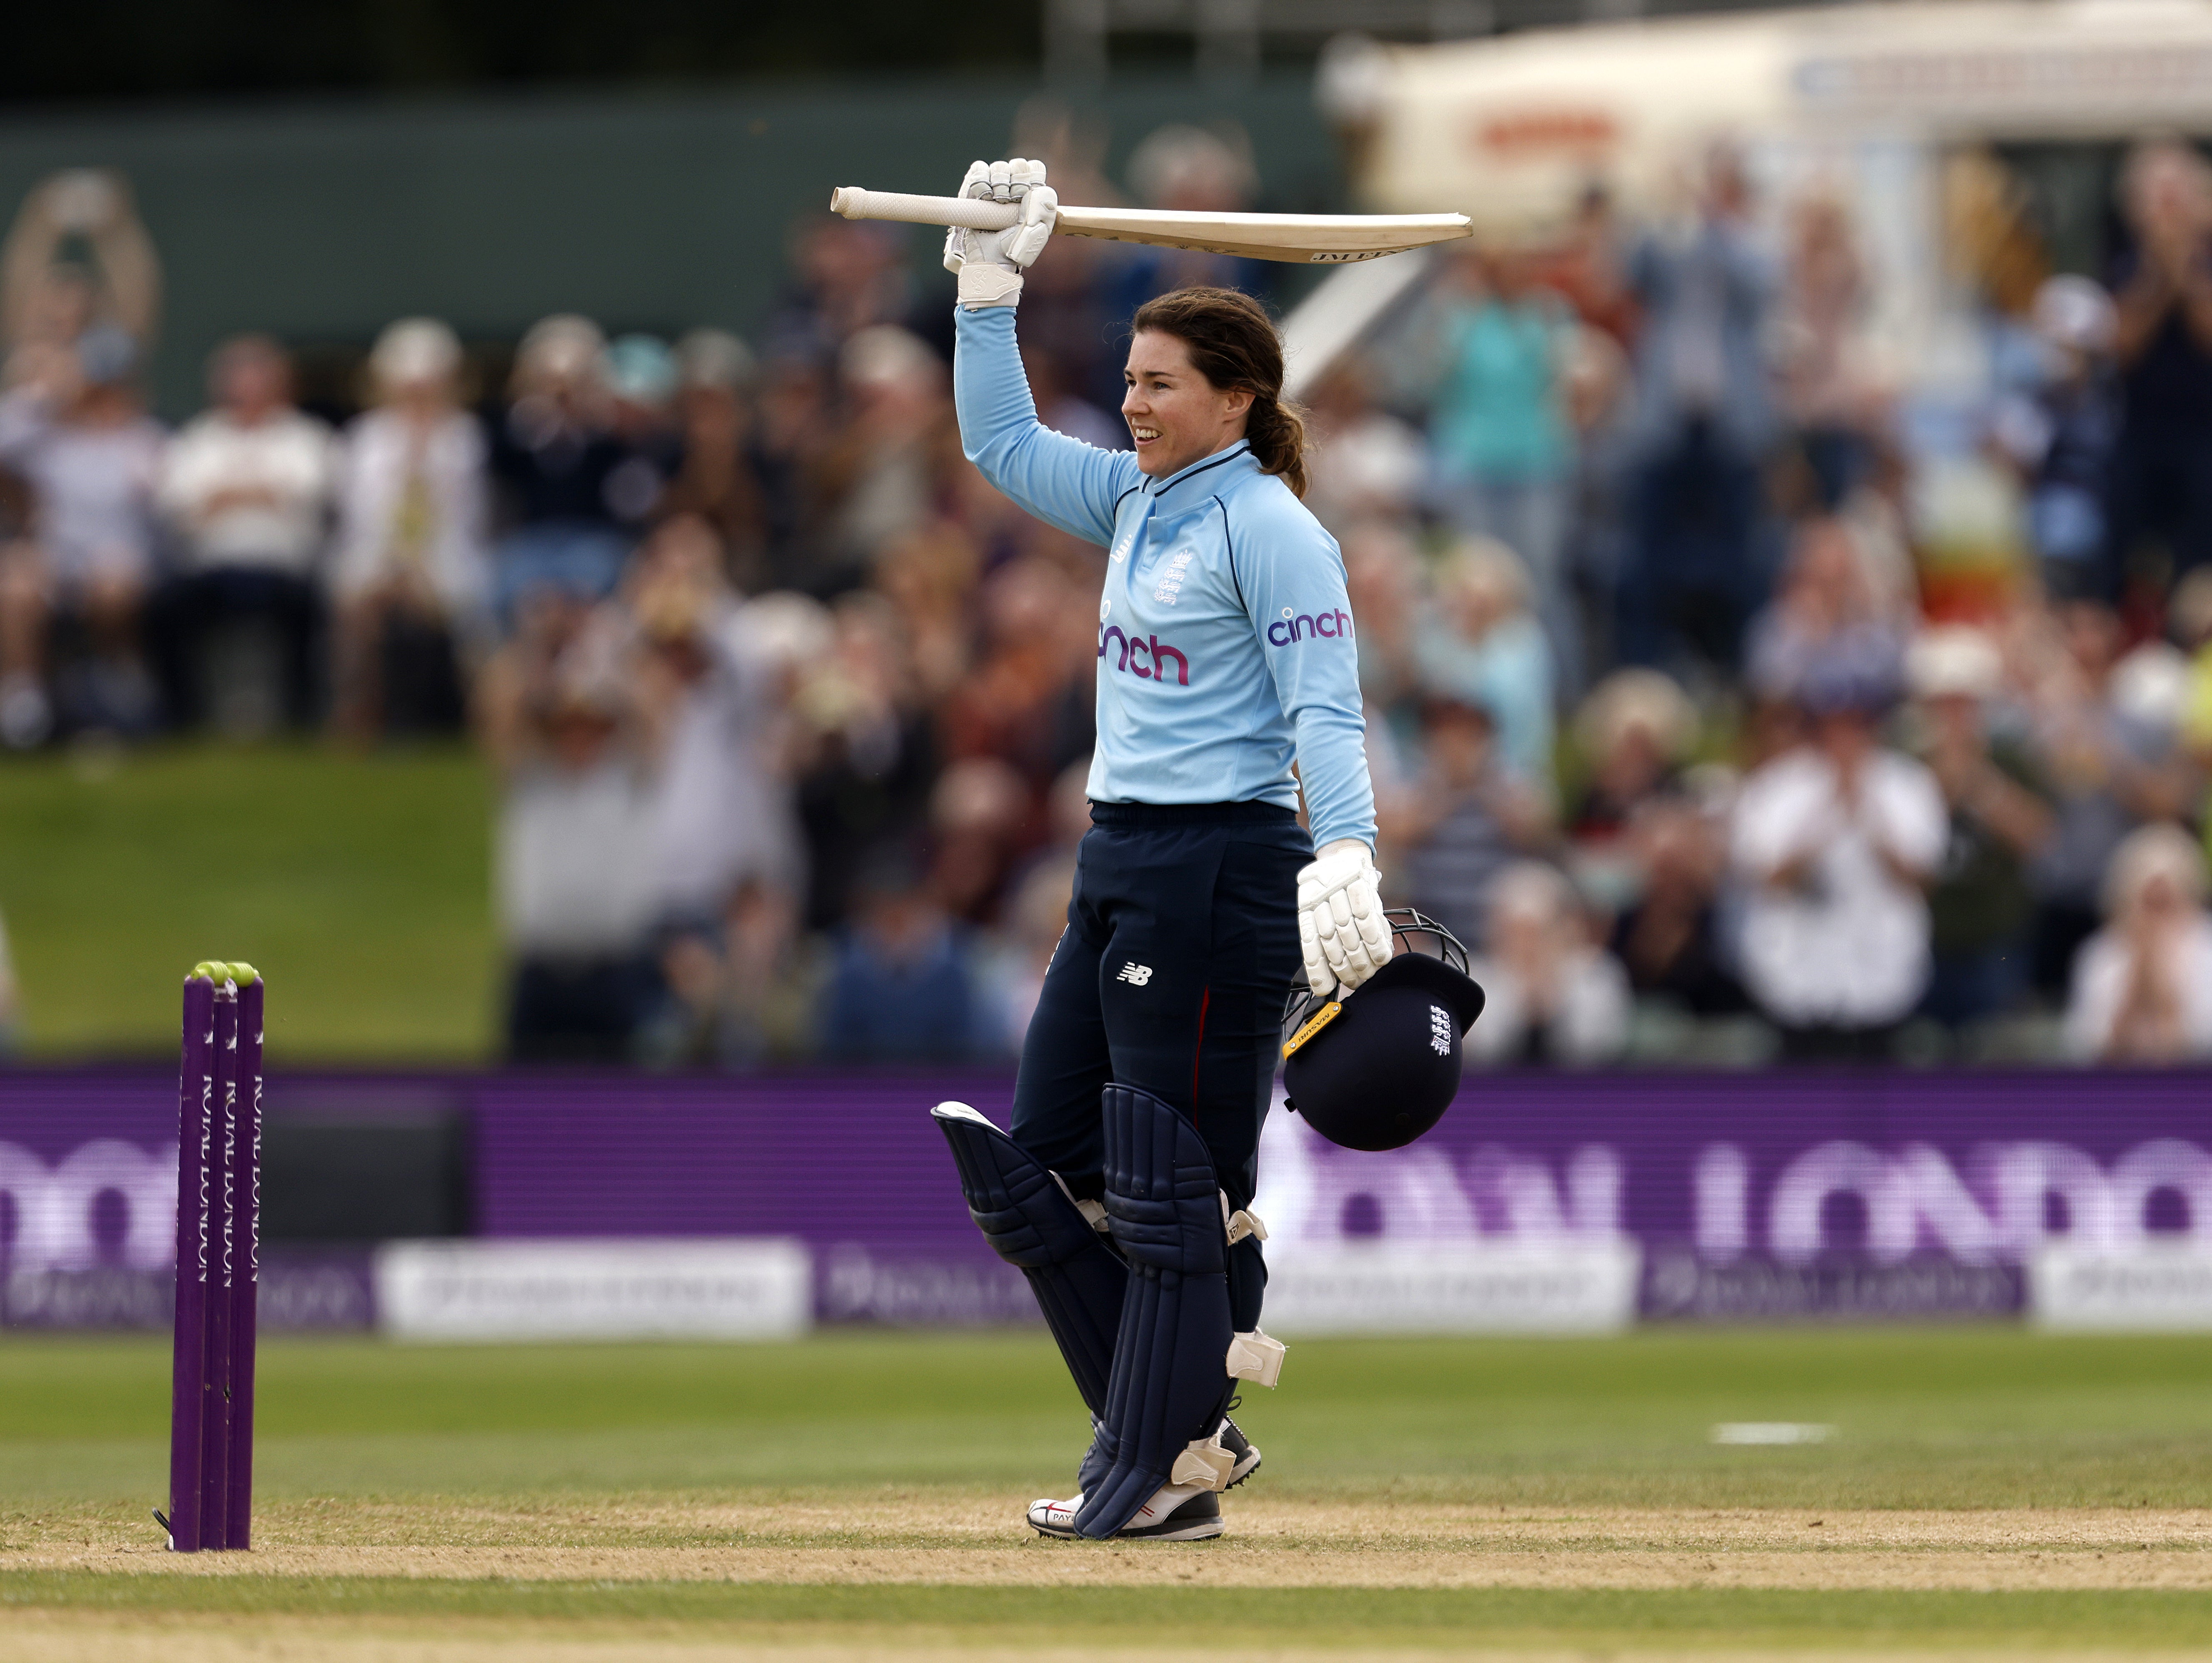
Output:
[943, 158, 1059, 308]
[1297, 839, 1391, 997]
[1281, 910, 1486, 1152]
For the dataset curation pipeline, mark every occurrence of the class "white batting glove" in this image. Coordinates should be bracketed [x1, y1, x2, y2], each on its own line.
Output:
[1297, 839, 1392, 997]
[943, 158, 1058, 309]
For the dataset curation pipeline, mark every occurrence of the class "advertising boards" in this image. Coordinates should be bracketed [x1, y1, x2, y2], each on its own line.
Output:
[2, 1069, 2206, 1334]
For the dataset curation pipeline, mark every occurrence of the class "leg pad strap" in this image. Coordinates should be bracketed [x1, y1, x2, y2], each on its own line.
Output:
[1227, 1328, 1287, 1389]
[1170, 1429, 1238, 1491]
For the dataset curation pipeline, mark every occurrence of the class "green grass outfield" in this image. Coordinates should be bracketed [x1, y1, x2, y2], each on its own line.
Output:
[4, 1327, 2212, 1656]
[7, 1326, 2212, 1507]
[0, 742, 496, 1059]
[8, 1576, 2212, 1653]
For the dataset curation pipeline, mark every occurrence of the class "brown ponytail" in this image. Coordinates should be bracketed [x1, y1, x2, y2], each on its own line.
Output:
[1130, 286, 1310, 499]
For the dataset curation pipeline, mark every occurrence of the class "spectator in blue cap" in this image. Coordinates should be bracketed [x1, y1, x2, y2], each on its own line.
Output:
[602, 333, 684, 533]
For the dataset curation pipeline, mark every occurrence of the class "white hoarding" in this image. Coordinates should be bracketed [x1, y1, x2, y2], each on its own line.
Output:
[374, 1238, 812, 1342]
[2030, 1244, 2212, 1332]
[1260, 1240, 1643, 1337]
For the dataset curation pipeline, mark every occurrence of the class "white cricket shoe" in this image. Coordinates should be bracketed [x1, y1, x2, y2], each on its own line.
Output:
[1028, 1480, 1223, 1541]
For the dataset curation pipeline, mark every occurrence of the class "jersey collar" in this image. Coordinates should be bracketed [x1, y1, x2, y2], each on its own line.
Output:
[1139, 440, 1255, 514]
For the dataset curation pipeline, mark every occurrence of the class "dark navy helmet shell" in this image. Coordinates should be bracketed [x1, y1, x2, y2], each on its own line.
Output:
[1280, 911, 1485, 1152]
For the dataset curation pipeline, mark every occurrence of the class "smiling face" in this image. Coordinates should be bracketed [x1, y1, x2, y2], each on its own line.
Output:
[1122, 329, 1253, 480]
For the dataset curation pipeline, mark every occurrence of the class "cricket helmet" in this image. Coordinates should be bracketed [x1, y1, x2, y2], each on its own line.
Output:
[1280, 909, 1485, 1152]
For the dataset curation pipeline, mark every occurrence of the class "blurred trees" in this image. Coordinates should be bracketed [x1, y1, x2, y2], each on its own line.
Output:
[5, 0, 1042, 104]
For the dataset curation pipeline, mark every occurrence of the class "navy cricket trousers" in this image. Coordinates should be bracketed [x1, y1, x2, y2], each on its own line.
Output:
[1011, 799, 1309, 1330]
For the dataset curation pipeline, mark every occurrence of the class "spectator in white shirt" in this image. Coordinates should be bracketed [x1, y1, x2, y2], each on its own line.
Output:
[2064, 822, 2212, 1064]
[330, 319, 489, 741]
[1729, 674, 1947, 1062]
[488, 609, 659, 1063]
[153, 335, 336, 731]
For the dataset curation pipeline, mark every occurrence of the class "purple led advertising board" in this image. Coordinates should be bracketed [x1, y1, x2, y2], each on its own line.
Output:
[1, 1068, 2207, 1327]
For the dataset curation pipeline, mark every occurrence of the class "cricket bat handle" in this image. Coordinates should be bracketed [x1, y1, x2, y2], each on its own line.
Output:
[830, 187, 1017, 232]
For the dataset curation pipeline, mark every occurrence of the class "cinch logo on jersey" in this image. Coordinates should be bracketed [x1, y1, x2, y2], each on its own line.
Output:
[1099, 625, 1190, 686]
[1267, 607, 1354, 647]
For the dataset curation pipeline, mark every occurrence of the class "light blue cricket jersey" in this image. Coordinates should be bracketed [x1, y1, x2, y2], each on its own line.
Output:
[954, 304, 1377, 851]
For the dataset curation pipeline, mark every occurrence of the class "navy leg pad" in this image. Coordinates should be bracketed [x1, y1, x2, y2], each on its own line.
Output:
[1077, 1417, 1115, 1496]
[1074, 1084, 1236, 1539]
[932, 1103, 1126, 1415]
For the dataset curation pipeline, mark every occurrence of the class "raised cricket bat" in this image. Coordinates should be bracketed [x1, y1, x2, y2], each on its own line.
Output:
[829, 186, 1470, 265]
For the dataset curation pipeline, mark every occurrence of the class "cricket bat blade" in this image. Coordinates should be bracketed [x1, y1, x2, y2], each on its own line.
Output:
[829, 187, 1470, 265]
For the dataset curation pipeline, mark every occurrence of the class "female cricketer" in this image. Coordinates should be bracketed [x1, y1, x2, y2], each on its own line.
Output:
[928, 158, 1391, 1542]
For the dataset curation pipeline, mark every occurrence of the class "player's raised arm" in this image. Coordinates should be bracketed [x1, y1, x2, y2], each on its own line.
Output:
[948, 158, 1142, 547]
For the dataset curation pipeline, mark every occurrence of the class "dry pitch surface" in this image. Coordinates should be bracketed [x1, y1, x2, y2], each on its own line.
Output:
[12, 1497, 2212, 1663]
[6, 1331, 2212, 1658]
[15, 1496, 2212, 1589]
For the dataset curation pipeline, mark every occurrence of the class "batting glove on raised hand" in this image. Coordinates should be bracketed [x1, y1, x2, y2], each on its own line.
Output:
[1297, 839, 1393, 997]
[943, 158, 1058, 308]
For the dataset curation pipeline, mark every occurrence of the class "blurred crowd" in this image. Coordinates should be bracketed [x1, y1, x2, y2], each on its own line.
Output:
[11, 125, 2212, 1069]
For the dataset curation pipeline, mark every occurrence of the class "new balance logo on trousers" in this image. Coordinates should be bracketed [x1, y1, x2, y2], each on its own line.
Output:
[1115, 963, 1154, 986]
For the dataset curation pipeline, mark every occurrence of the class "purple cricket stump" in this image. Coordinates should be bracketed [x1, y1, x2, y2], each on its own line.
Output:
[166, 972, 217, 1553]
[198, 982, 239, 1547]
[225, 972, 264, 1550]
